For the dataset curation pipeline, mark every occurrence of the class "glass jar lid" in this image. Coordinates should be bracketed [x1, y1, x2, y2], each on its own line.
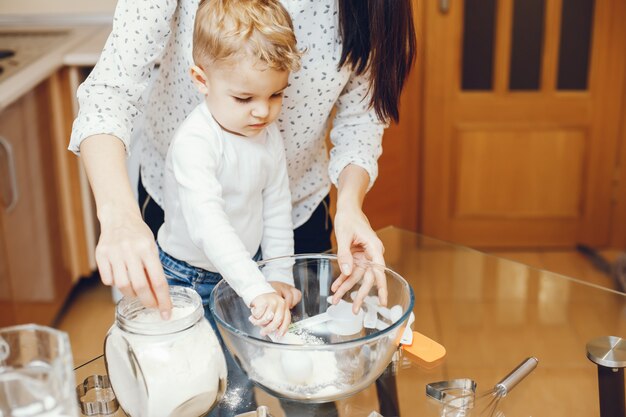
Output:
[115, 286, 203, 335]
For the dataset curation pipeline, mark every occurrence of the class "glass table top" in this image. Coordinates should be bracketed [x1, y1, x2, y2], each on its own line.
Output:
[74, 226, 626, 416]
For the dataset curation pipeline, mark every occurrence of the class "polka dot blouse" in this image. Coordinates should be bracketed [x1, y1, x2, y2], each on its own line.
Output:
[69, 0, 385, 227]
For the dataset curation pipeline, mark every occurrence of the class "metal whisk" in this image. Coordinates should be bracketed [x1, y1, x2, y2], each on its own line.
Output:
[426, 357, 538, 416]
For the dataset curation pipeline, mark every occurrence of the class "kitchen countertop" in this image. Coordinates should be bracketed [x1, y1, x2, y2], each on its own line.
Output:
[62, 25, 111, 67]
[0, 22, 111, 111]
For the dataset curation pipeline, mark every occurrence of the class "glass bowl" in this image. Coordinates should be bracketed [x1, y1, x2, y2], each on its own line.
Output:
[209, 254, 415, 402]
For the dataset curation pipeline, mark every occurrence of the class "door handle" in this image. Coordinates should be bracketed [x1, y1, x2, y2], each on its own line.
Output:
[0, 135, 18, 212]
[439, 0, 451, 13]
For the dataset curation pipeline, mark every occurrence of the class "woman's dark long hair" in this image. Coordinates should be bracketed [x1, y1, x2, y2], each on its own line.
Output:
[338, 0, 417, 123]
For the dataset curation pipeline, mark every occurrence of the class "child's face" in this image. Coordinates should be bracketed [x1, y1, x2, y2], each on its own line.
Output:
[192, 58, 289, 137]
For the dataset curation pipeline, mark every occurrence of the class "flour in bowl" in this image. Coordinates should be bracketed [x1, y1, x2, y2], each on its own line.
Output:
[249, 348, 344, 399]
[248, 329, 350, 400]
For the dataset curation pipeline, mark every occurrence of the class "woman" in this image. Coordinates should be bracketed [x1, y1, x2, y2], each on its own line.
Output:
[70, 0, 416, 319]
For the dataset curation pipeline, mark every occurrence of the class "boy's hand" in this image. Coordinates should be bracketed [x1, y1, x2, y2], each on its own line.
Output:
[269, 282, 302, 308]
[249, 293, 291, 336]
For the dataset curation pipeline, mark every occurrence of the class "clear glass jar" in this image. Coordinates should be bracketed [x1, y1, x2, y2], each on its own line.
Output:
[0, 324, 78, 417]
[104, 286, 226, 417]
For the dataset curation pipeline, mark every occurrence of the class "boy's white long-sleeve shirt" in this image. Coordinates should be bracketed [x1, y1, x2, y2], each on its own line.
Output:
[157, 102, 294, 306]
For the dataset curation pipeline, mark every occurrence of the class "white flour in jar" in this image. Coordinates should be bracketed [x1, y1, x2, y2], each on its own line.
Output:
[105, 305, 226, 417]
[131, 305, 195, 322]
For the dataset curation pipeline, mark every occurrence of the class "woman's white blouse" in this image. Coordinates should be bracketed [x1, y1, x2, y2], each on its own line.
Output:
[69, 0, 385, 227]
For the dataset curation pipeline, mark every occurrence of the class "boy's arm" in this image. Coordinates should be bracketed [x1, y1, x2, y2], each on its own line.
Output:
[171, 129, 275, 306]
[259, 128, 295, 286]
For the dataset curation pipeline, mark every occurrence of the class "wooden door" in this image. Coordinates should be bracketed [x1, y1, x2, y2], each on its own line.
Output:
[422, 0, 626, 247]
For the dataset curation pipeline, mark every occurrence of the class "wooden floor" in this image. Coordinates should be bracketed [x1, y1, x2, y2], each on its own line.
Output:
[56, 247, 625, 367]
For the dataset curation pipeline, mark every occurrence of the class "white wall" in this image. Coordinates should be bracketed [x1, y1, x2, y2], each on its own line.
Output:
[0, 0, 117, 16]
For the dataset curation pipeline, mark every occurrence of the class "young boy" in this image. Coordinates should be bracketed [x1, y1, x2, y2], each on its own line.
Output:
[157, 0, 302, 337]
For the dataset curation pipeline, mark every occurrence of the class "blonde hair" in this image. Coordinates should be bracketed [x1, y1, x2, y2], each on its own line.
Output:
[193, 0, 301, 72]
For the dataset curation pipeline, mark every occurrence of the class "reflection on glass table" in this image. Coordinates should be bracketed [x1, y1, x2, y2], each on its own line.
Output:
[74, 226, 626, 416]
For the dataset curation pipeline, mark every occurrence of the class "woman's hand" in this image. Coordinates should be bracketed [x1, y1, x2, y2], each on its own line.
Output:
[331, 164, 387, 313]
[249, 292, 292, 336]
[96, 206, 172, 319]
[331, 207, 387, 312]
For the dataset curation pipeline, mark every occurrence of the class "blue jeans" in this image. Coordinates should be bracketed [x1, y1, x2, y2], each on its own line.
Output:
[159, 246, 261, 327]
[158, 246, 261, 416]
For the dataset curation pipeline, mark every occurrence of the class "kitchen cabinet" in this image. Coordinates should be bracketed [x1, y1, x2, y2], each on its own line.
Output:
[0, 76, 83, 326]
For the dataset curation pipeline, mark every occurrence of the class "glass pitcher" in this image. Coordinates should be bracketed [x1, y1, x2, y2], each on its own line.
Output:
[0, 324, 78, 417]
[104, 286, 227, 417]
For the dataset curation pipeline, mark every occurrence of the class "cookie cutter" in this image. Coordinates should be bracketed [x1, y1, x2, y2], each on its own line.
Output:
[426, 378, 477, 410]
[75, 374, 119, 416]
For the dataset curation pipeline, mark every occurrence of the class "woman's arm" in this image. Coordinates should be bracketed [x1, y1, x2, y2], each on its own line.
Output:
[70, 0, 178, 318]
[80, 135, 172, 318]
[69, 0, 178, 154]
[331, 164, 387, 312]
[328, 2, 415, 309]
[327, 67, 388, 312]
